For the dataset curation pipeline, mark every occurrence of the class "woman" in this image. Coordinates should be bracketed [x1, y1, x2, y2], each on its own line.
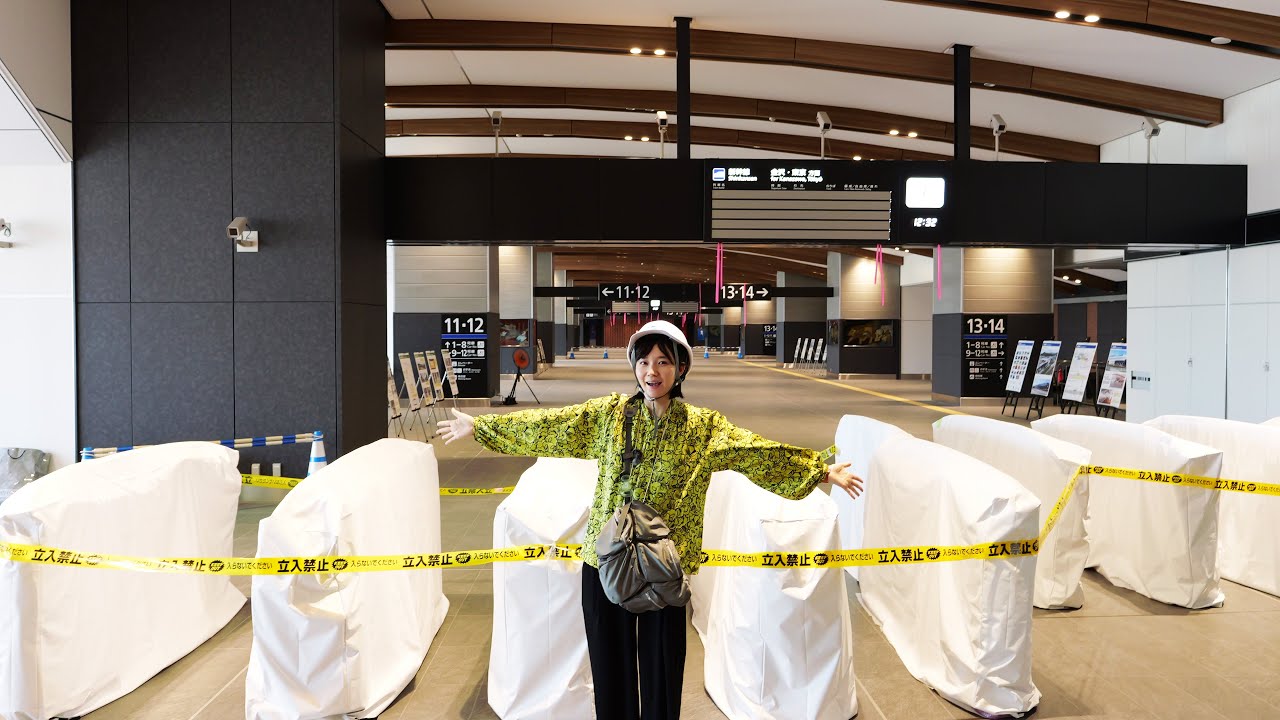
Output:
[438, 320, 862, 720]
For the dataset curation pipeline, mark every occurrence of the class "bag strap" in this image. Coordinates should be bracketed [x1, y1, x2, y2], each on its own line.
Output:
[619, 402, 642, 502]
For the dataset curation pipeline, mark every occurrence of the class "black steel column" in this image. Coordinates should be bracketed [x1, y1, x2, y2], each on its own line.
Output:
[676, 16, 692, 160]
[953, 44, 972, 162]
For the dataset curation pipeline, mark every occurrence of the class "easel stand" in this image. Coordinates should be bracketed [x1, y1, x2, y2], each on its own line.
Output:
[1025, 395, 1047, 420]
[1059, 399, 1084, 415]
[1094, 404, 1120, 419]
[502, 366, 541, 406]
[1001, 392, 1022, 416]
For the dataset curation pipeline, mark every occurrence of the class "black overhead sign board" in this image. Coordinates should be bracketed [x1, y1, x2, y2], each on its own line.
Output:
[387, 158, 1246, 247]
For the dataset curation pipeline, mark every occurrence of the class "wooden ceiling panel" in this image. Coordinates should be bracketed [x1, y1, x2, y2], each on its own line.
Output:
[387, 19, 1223, 126]
[1147, 0, 1280, 50]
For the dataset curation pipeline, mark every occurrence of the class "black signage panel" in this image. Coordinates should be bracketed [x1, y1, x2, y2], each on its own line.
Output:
[763, 324, 777, 355]
[441, 314, 490, 398]
[961, 314, 1008, 396]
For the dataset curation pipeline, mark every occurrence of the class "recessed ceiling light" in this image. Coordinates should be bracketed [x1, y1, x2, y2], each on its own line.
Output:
[907, 131, 919, 138]
[543, 133, 553, 137]
[903, 248, 911, 253]
[1075, 279, 1082, 284]
[653, 48, 667, 56]
[889, 129, 900, 136]
[1054, 10, 1071, 19]
[624, 135, 633, 140]
[1084, 14, 1100, 22]
[852, 155, 862, 161]
[641, 136, 650, 141]
[983, 82, 996, 88]
[1062, 275, 1070, 280]
[1211, 36, 1232, 45]
[630, 47, 642, 54]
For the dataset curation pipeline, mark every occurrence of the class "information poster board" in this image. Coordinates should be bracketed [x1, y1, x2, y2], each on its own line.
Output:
[413, 352, 435, 405]
[1061, 342, 1099, 403]
[398, 352, 422, 410]
[387, 362, 402, 417]
[1097, 343, 1129, 409]
[425, 352, 445, 402]
[440, 349, 461, 398]
[962, 314, 1008, 396]
[1005, 340, 1035, 393]
[762, 324, 777, 355]
[441, 314, 489, 397]
[1029, 341, 1062, 397]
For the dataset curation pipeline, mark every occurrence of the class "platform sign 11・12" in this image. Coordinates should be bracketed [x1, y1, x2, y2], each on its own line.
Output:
[441, 314, 488, 398]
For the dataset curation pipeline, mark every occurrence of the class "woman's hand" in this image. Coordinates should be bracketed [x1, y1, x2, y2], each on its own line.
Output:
[437, 409, 476, 445]
[825, 462, 864, 499]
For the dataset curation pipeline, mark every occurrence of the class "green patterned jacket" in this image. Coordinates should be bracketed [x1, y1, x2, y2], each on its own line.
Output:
[472, 392, 828, 575]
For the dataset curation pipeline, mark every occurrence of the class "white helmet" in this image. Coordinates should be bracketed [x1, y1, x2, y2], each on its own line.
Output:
[627, 320, 693, 380]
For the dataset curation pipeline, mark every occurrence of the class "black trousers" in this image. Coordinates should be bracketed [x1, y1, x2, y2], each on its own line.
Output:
[581, 564, 688, 720]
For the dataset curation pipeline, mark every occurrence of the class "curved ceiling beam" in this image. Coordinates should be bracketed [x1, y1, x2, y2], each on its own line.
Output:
[894, 0, 1280, 57]
[386, 19, 1223, 126]
[386, 117, 950, 161]
[385, 85, 1096, 162]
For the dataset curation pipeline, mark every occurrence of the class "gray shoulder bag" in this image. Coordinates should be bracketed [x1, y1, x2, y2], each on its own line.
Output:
[594, 402, 690, 614]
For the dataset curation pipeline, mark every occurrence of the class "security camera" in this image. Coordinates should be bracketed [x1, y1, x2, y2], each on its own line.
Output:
[1141, 116, 1161, 139]
[990, 114, 1007, 135]
[490, 111, 503, 129]
[816, 111, 832, 132]
[656, 110, 669, 127]
[227, 217, 250, 239]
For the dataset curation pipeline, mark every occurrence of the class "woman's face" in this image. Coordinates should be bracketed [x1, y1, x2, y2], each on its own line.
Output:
[635, 344, 681, 400]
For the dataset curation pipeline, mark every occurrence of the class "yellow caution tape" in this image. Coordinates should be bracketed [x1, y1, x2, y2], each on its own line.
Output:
[242, 474, 515, 496]
[699, 539, 1039, 569]
[1090, 465, 1280, 498]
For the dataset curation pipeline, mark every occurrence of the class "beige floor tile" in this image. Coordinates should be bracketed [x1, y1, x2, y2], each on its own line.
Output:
[83, 649, 247, 720]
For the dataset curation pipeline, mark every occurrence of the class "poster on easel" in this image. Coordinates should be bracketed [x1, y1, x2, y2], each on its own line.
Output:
[398, 352, 422, 411]
[1097, 342, 1129, 409]
[1029, 341, 1062, 397]
[1061, 342, 1099, 403]
[413, 352, 435, 406]
[425, 351, 446, 402]
[1005, 340, 1035, 393]
[441, 349, 461, 398]
[386, 362, 403, 417]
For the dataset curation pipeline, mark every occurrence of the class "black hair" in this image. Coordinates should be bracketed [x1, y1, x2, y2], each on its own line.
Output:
[630, 333, 689, 399]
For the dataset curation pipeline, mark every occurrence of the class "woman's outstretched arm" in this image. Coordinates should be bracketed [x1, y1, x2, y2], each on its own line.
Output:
[437, 394, 618, 460]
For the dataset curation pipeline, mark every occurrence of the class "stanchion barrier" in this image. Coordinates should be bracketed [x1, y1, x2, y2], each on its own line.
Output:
[81, 431, 324, 461]
[11, 459, 1274, 578]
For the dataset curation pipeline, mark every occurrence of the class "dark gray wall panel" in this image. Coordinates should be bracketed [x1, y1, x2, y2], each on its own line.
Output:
[128, 0, 231, 122]
[338, 0, 387, 150]
[77, 303, 132, 449]
[1098, 300, 1127, 350]
[932, 313, 962, 397]
[231, 0, 334, 123]
[1057, 303, 1086, 347]
[338, 130, 385, 306]
[233, 123, 336, 301]
[71, 0, 128, 122]
[131, 303, 234, 443]
[130, 123, 232, 302]
[340, 302, 388, 455]
[75, 123, 131, 302]
[234, 302, 335, 453]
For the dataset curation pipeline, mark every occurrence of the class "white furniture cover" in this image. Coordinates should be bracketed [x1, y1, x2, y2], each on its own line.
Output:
[489, 457, 598, 720]
[933, 415, 1092, 609]
[860, 436, 1041, 718]
[830, 415, 910, 580]
[1032, 415, 1225, 609]
[1147, 415, 1280, 597]
[691, 471, 857, 720]
[1266, 417, 1280, 427]
[0, 442, 245, 720]
[246, 439, 448, 719]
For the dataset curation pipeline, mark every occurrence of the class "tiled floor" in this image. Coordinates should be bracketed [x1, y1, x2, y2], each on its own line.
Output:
[82, 353, 1280, 719]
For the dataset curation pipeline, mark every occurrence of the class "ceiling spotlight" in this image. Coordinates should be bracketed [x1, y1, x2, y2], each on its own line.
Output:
[889, 129, 900, 136]
[852, 155, 862, 161]
[1054, 10, 1071, 19]
[624, 135, 634, 140]
[1211, 36, 1232, 45]
[1062, 275, 1070, 280]
[1084, 14, 1100, 22]
[630, 47, 642, 54]
[907, 131, 918, 138]
[903, 248, 911, 253]
[543, 133, 553, 137]
[983, 82, 996, 88]
[1075, 279, 1082, 284]
[653, 48, 667, 56]
[640, 136, 650, 141]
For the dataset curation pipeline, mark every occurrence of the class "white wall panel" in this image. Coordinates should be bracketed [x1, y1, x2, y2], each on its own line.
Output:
[1190, 305, 1227, 418]
[0, 164, 75, 467]
[1228, 245, 1270, 305]
[1125, 307, 1156, 424]
[1269, 306, 1280, 420]
[1127, 258, 1157, 309]
[1227, 303, 1269, 422]
[1189, 251, 1227, 308]
[499, 245, 533, 318]
[901, 284, 933, 376]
